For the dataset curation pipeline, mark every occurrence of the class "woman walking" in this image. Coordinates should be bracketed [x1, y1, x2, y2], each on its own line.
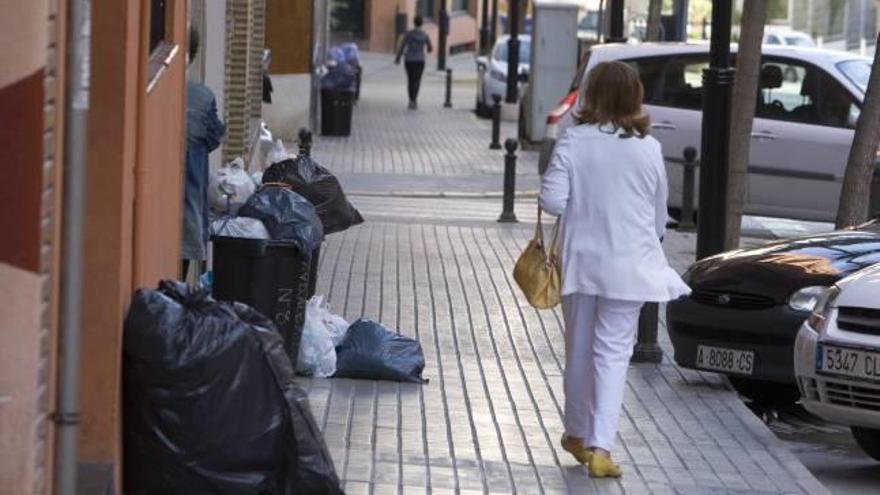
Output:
[540, 61, 690, 477]
[395, 15, 433, 109]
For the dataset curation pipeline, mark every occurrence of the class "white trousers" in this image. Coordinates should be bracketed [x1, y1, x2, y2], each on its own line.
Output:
[562, 294, 643, 451]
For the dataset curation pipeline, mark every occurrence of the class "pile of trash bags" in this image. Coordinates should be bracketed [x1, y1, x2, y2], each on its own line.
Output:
[263, 154, 363, 234]
[296, 297, 428, 384]
[123, 281, 344, 495]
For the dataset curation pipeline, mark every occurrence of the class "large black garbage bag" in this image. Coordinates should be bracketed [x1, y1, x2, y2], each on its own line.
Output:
[123, 281, 343, 495]
[238, 185, 324, 252]
[334, 318, 428, 383]
[263, 156, 363, 234]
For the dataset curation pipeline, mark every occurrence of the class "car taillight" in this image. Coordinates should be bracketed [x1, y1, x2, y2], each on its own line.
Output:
[546, 92, 578, 125]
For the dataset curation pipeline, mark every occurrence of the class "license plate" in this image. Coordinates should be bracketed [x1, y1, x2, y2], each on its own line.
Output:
[817, 344, 880, 381]
[696, 345, 755, 375]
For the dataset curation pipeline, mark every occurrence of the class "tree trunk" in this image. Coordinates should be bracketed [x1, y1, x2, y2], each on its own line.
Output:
[724, 0, 766, 250]
[646, 0, 663, 41]
[836, 33, 880, 228]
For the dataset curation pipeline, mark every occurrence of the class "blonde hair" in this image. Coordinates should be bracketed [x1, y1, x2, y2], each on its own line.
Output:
[573, 61, 650, 138]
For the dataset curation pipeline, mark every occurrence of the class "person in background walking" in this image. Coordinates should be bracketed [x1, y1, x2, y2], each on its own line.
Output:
[395, 15, 433, 110]
[182, 27, 225, 277]
[540, 61, 690, 478]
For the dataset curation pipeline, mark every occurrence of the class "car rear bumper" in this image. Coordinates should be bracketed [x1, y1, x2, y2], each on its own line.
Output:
[667, 296, 809, 383]
[795, 324, 880, 429]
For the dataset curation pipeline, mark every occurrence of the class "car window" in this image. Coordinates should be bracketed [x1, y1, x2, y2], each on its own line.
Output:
[765, 34, 781, 44]
[625, 56, 709, 110]
[785, 36, 813, 47]
[756, 59, 857, 128]
[494, 40, 531, 62]
[837, 59, 870, 93]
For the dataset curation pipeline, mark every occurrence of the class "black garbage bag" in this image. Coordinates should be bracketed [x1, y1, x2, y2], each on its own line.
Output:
[123, 281, 343, 495]
[334, 318, 428, 383]
[263, 156, 364, 234]
[238, 185, 324, 253]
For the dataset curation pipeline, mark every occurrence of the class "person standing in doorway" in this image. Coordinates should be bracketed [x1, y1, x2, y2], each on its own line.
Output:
[182, 27, 225, 277]
[395, 15, 433, 110]
[540, 61, 690, 478]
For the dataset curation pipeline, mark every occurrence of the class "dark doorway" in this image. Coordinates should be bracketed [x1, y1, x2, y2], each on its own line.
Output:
[331, 0, 366, 39]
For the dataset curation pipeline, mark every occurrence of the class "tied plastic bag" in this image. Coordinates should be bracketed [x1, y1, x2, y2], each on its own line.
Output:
[123, 281, 343, 495]
[238, 185, 324, 253]
[297, 296, 348, 377]
[334, 319, 428, 383]
[263, 155, 364, 234]
[211, 216, 270, 239]
[248, 121, 275, 171]
[208, 157, 256, 214]
[267, 139, 291, 166]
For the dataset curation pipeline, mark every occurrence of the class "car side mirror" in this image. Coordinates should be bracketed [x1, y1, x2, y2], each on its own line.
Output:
[518, 72, 529, 82]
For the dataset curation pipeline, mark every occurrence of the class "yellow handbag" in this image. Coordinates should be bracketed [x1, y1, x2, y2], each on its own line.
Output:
[514, 207, 562, 309]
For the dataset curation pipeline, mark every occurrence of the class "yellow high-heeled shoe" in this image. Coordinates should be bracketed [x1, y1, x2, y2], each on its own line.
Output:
[588, 454, 623, 478]
[560, 435, 593, 464]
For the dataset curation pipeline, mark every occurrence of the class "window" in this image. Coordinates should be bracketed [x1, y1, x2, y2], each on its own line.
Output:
[451, 0, 468, 12]
[493, 39, 531, 63]
[626, 56, 708, 110]
[838, 59, 871, 93]
[756, 59, 858, 128]
[418, 0, 436, 19]
[150, 0, 167, 52]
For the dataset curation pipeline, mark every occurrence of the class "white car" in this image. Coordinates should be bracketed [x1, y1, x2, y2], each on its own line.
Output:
[539, 42, 871, 222]
[476, 35, 531, 117]
[763, 27, 815, 47]
[794, 263, 880, 461]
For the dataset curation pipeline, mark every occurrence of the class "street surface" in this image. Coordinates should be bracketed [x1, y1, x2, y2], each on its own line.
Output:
[292, 53, 841, 494]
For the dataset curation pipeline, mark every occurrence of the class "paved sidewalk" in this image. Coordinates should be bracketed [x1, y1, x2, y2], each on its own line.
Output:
[310, 53, 541, 195]
[295, 51, 830, 494]
[301, 219, 827, 495]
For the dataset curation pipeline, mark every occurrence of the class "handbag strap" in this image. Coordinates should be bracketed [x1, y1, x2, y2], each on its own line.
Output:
[548, 216, 561, 254]
[533, 204, 545, 244]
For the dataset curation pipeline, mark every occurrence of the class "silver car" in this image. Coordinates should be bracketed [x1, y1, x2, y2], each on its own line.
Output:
[540, 43, 871, 222]
[795, 263, 880, 461]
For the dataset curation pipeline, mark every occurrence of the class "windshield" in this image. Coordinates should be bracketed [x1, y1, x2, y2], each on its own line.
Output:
[494, 40, 531, 63]
[579, 12, 598, 30]
[785, 36, 814, 47]
[838, 59, 871, 93]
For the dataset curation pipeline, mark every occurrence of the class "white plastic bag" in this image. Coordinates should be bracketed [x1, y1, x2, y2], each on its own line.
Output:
[266, 139, 291, 167]
[208, 158, 256, 214]
[211, 216, 270, 239]
[296, 296, 349, 377]
[248, 121, 274, 172]
[251, 170, 263, 186]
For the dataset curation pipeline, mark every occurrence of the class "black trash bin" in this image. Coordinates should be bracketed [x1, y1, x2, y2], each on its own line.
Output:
[321, 89, 354, 136]
[212, 236, 312, 361]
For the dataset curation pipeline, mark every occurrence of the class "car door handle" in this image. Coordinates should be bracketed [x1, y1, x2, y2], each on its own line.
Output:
[751, 131, 776, 141]
[651, 122, 677, 131]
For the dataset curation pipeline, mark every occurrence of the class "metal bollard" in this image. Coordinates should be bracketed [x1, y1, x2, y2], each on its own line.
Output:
[490, 94, 502, 150]
[679, 146, 697, 232]
[298, 127, 313, 156]
[631, 302, 663, 363]
[444, 69, 453, 108]
[498, 138, 519, 223]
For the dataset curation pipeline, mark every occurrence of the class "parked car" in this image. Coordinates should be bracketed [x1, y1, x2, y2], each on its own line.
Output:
[795, 263, 880, 461]
[538, 42, 871, 222]
[667, 220, 880, 403]
[763, 27, 815, 47]
[476, 35, 531, 117]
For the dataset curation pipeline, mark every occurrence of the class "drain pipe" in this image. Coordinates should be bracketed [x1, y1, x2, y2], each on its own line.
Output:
[55, 0, 91, 494]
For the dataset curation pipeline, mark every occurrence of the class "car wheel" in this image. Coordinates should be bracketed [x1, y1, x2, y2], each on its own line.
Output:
[727, 377, 801, 405]
[851, 427, 880, 461]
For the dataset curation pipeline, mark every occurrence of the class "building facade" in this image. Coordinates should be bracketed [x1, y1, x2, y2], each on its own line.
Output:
[331, 0, 482, 55]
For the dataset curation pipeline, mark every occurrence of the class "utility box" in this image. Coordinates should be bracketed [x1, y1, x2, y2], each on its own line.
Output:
[527, 0, 580, 142]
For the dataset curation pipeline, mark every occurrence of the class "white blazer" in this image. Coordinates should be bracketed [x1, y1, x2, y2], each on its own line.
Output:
[539, 124, 691, 302]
